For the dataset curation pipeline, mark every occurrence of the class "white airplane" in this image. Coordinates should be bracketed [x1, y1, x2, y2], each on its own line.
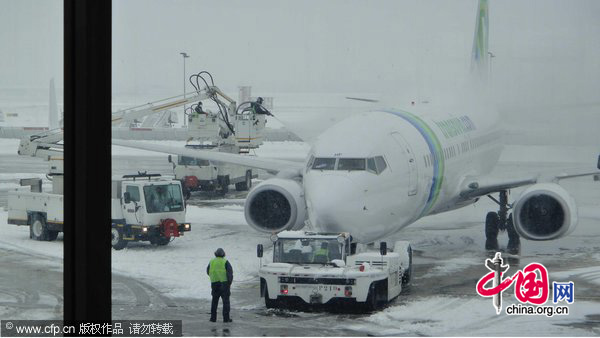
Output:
[0, 79, 61, 139]
[113, 0, 599, 253]
[0, 79, 178, 140]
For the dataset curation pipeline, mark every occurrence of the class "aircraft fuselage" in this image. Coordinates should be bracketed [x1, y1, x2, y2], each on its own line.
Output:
[304, 107, 503, 243]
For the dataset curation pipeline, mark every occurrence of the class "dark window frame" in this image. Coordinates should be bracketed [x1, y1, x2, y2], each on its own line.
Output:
[64, 0, 112, 326]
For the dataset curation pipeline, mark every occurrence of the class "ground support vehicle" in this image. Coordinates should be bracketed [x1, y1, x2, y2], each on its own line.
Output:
[257, 231, 412, 312]
[8, 173, 191, 249]
[168, 144, 257, 197]
[7, 179, 63, 241]
[110, 173, 191, 250]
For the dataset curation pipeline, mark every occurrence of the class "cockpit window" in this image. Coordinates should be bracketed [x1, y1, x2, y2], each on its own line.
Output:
[337, 158, 366, 171]
[310, 156, 387, 173]
[374, 156, 388, 173]
[306, 155, 315, 171]
[367, 158, 377, 173]
[312, 158, 336, 170]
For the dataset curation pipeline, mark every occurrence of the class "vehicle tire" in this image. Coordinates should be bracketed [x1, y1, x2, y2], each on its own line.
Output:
[364, 284, 378, 312]
[245, 170, 252, 190]
[111, 227, 128, 250]
[151, 236, 171, 246]
[506, 214, 521, 255]
[236, 170, 253, 191]
[30, 214, 57, 241]
[220, 176, 229, 194]
[485, 211, 500, 251]
[47, 230, 59, 241]
[183, 185, 191, 200]
[402, 245, 413, 286]
[264, 288, 278, 309]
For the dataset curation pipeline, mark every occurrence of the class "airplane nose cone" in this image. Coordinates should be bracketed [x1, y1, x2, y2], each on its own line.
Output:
[304, 174, 370, 237]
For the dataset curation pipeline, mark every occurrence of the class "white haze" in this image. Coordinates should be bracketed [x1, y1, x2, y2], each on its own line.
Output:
[1, 0, 599, 145]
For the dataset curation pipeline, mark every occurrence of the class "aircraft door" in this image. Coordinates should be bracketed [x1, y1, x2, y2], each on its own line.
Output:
[391, 132, 418, 196]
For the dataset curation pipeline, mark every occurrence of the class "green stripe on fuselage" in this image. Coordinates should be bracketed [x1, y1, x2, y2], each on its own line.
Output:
[385, 110, 445, 216]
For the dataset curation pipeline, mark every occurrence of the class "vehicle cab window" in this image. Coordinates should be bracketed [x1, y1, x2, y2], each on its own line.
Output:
[143, 184, 184, 213]
[178, 156, 209, 166]
[125, 185, 140, 202]
[274, 238, 345, 264]
[178, 156, 196, 165]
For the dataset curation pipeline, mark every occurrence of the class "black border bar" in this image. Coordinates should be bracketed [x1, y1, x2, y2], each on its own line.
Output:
[64, 0, 112, 328]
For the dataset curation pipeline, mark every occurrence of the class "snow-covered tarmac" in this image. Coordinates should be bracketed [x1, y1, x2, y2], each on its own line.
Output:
[0, 140, 599, 335]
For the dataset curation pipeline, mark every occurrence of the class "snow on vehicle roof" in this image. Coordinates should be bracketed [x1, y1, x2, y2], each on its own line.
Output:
[276, 230, 349, 239]
[111, 174, 177, 183]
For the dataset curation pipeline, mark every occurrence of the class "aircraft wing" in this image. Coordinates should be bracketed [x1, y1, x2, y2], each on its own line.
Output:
[460, 167, 600, 200]
[112, 139, 305, 176]
[269, 94, 382, 142]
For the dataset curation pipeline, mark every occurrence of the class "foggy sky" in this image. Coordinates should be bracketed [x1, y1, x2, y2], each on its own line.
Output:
[1, 0, 599, 107]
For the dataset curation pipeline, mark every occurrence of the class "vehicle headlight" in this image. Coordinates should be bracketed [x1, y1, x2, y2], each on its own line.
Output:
[184, 223, 190, 230]
[142, 227, 148, 232]
[280, 284, 288, 295]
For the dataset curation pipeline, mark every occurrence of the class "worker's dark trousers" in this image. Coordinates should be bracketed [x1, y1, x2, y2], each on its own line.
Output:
[210, 282, 231, 320]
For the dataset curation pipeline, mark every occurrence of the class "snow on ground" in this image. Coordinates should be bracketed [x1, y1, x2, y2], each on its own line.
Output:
[420, 256, 481, 279]
[111, 204, 271, 300]
[553, 266, 600, 287]
[0, 139, 19, 154]
[0, 210, 62, 260]
[0, 204, 271, 300]
[0, 173, 48, 180]
[345, 296, 599, 336]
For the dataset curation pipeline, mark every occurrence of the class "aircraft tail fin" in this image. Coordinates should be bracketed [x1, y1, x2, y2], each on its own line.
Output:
[471, 0, 490, 79]
[49, 78, 59, 129]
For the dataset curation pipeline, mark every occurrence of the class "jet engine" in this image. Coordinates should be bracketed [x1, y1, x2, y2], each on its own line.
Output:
[512, 183, 577, 241]
[244, 178, 307, 233]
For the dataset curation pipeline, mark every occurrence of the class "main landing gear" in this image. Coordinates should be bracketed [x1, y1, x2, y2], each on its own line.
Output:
[485, 190, 520, 255]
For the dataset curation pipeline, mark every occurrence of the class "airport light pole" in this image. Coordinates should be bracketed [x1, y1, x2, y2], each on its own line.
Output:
[180, 52, 189, 127]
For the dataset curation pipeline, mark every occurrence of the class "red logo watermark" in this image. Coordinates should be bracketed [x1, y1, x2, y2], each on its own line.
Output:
[476, 252, 572, 316]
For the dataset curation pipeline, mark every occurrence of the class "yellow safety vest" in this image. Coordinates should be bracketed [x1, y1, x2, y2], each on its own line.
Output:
[313, 248, 329, 261]
[209, 257, 228, 283]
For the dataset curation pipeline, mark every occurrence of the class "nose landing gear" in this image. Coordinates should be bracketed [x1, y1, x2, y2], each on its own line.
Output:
[485, 190, 520, 255]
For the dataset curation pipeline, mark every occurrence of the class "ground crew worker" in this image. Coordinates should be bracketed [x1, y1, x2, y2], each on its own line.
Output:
[194, 102, 205, 115]
[149, 185, 169, 213]
[250, 97, 273, 116]
[312, 242, 329, 263]
[206, 248, 233, 322]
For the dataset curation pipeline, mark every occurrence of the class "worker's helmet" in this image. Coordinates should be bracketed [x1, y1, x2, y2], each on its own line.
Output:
[214, 248, 226, 257]
[256, 97, 264, 105]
